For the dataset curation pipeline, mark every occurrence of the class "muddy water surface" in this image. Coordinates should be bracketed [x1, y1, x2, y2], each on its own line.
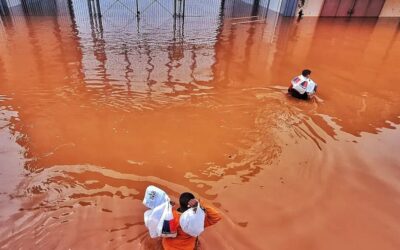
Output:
[0, 6, 400, 250]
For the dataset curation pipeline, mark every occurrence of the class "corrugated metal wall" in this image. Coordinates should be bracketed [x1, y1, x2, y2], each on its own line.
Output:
[320, 0, 386, 17]
[1, 0, 394, 19]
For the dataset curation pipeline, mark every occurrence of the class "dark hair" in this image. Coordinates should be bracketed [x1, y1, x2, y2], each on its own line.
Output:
[302, 69, 311, 77]
[179, 192, 195, 212]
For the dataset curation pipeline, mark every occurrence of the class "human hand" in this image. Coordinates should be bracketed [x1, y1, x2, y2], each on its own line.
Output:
[187, 199, 198, 208]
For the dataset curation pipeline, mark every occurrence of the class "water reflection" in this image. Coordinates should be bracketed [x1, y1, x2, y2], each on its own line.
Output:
[0, 1, 400, 249]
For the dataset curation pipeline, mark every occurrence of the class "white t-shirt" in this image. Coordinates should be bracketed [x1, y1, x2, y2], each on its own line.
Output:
[291, 75, 317, 95]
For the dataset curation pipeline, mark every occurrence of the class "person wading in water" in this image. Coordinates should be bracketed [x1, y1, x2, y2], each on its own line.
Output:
[162, 192, 222, 250]
[288, 69, 318, 100]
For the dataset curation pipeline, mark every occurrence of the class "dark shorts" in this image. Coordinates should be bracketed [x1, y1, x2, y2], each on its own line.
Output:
[288, 88, 308, 100]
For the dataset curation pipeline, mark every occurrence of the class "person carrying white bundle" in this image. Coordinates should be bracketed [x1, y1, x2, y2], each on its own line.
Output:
[162, 192, 221, 250]
[288, 69, 318, 100]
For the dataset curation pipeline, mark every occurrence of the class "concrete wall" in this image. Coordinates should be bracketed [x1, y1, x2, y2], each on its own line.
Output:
[380, 0, 400, 17]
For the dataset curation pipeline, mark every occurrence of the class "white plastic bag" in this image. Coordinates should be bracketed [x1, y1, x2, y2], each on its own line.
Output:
[179, 202, 205, 237]
[144, 203, 165, 238]
[144, 201, 177, 238]
[143, 185, 169, 209]
[157, 201, 178, 238]
[291, 75, 317, 95]
[306, 79, 317, 95]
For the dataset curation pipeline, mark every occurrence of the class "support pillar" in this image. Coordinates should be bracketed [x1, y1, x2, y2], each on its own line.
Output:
[252, 0, 260, 16]
[95, 0, 102, 17]
[0, 0, 10, 16]
[136, 0, 140, 17]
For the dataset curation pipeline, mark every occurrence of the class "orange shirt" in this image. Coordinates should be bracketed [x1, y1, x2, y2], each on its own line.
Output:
[162, 202, 222, 250]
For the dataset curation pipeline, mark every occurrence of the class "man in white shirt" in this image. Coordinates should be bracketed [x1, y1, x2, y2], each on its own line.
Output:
[288, 69, 317, 100]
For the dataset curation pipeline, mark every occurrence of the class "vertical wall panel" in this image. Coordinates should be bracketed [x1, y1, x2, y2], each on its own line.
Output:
[320, 0, 340, 17]
[268, 0, 283, 13]
[282, 0, 297, 16]
[336, 0, 355, 17]
[352, 0, 370, 17]
[365, 0, 385, 17]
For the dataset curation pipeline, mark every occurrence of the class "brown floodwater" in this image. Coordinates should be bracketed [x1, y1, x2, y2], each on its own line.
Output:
[0, 3, 400, 250]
